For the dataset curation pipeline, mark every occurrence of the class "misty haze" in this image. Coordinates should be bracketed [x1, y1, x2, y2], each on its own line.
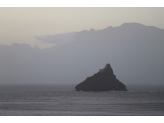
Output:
[0, 7, 164, 116]
[0, 23, 164, 85]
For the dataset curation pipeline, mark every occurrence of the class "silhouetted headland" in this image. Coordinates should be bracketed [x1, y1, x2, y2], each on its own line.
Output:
[75, 64, 127, 91]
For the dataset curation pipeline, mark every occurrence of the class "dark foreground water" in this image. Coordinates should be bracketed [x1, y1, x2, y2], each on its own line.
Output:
[0, 84, 164, 116]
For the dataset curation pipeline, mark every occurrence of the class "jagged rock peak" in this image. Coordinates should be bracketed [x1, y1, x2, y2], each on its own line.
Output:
[75, 63, 127, 91]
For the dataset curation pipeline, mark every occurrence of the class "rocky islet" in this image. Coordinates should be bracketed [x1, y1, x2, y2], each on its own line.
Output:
[75, 64, 127, 91]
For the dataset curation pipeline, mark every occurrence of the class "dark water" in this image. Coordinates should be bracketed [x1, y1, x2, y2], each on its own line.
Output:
[0, 84, 164, 116]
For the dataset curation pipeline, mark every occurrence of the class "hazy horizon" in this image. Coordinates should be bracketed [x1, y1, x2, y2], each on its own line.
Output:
[0, 21, 164, 85]
[0, 8, 164, 86]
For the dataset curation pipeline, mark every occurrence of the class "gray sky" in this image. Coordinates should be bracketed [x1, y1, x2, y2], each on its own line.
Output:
[0, 7, 164, 48]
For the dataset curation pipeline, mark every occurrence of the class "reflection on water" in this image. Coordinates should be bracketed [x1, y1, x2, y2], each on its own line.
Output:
[0, 84, 164, 116]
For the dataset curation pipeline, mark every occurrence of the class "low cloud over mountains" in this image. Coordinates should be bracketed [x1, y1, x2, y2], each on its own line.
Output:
[35, 32, 76, 46]
[0, 23, 164, 85]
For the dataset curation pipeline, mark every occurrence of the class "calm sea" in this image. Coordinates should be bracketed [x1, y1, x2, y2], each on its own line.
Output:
[0, 84, 164, 116]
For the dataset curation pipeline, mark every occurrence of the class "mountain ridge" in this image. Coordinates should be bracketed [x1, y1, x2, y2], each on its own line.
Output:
[0, 23, 164, 85]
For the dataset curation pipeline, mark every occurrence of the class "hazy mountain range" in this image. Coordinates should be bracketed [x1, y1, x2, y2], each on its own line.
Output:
[0, 23, 164, 85]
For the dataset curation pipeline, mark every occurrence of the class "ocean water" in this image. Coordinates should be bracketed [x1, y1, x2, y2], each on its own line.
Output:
[0, 84, 164, 116]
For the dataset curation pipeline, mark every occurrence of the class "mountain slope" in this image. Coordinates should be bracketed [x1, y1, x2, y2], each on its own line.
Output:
[0, 23, 164, 85]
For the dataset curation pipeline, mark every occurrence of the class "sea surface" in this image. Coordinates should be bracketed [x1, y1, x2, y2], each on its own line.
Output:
[0, 84, 164, 116]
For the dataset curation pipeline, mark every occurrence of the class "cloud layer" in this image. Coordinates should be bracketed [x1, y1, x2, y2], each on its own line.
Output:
[35, 32, 76, 46]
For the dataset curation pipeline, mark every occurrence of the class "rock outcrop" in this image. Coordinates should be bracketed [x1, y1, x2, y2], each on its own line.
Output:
[75, 64, 127, 91]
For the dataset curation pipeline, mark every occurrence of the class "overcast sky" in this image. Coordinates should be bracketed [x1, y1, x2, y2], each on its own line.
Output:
[0, 7, 164, 48]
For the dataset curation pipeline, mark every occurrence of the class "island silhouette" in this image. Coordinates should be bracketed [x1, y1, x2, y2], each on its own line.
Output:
[75, 64, 127, 91]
